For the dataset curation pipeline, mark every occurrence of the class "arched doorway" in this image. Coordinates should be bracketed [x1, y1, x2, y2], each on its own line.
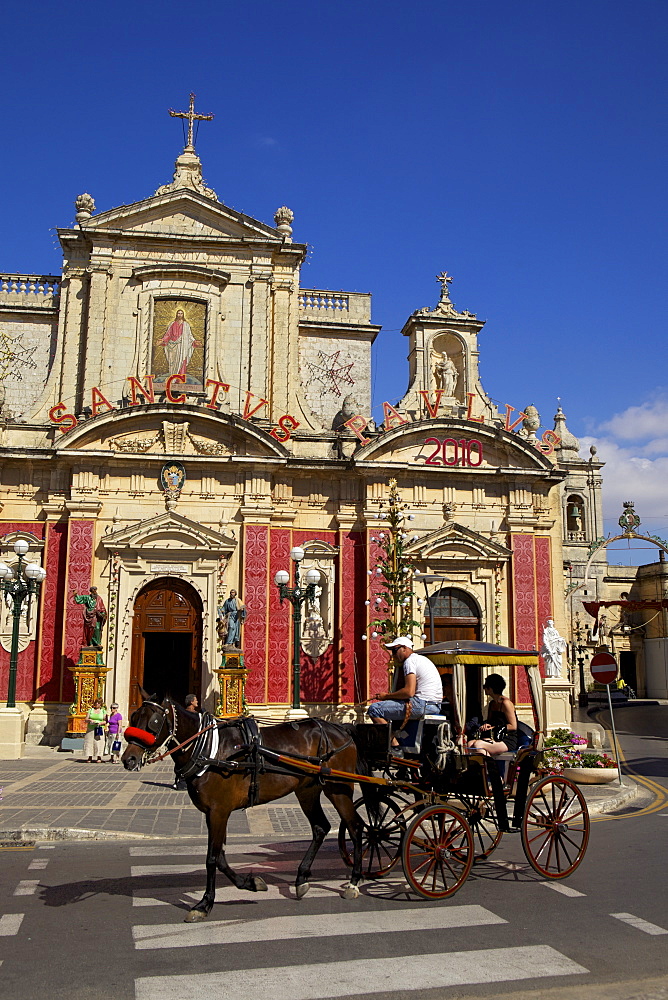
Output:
[129, 578, 202, 715]
[425, 587, 482, 722]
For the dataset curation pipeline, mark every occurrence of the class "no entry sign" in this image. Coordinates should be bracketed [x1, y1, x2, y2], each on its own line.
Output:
[590, 651, 618, 685]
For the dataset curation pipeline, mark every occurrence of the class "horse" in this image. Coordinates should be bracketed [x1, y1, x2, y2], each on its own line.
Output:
[122, 691, 365, 921]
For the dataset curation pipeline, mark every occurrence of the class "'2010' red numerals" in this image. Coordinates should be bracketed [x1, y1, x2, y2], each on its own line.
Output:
[424, 437, 483, 467]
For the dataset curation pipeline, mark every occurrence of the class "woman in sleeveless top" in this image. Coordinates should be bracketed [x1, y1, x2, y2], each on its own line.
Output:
[467, 673, 519, 756]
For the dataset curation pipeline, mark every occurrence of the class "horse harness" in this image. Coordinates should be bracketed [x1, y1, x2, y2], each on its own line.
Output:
[129, 704, 354, 806]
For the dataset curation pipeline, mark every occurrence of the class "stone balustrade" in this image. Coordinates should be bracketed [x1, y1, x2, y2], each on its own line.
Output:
[299, 288, 371, 324]
[0, 273, 60, 309]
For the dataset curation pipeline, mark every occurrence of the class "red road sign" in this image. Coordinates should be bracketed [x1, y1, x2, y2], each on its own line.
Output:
[590, 651, 618, 685]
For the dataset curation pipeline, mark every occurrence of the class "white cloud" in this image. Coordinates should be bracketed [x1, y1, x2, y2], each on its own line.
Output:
[580, 435, 668, 520]
[580, 391, 668, 524]
[598, 392, 668, 441]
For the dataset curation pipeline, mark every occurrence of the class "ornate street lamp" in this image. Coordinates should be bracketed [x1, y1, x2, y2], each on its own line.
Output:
[274, 546, 320, 712]
[572, 614, 589, 708]
[0, 539, 46, 709]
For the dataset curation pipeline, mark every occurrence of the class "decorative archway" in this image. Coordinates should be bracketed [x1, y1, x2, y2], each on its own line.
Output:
[129, 577, 203, 714]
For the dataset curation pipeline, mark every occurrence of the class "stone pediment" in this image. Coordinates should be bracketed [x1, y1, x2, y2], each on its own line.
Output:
[77, 190, 286, 244]
[55, 405, 289, 460]
[406, 522, 511, 562]
[354, 419, 556, 473]
[101, 510, 236, 553]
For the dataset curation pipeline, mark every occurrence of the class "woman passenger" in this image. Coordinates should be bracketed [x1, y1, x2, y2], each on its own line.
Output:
[467, 673, 518, 757]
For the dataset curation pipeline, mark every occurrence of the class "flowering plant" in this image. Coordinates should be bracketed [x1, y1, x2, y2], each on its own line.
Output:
[544, 727, 587, 749]
[541, 730, 616, 772]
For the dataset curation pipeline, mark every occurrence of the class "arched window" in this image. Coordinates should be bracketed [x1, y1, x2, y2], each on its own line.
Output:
[566, 495, 586, 540]
[427, 588, 480, 619]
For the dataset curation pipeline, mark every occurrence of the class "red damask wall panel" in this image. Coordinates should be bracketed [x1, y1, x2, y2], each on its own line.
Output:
[510, 533, 537, 704]
[0, 523, 45, 703]
[338, 530, 366, 704]
[62, 519, 95, 701]
[534, 536, 553, 678]
[267, 528, 291, 703]
[243, 525, 269, 703]
[37, 522, 67, 702]
[368, 530, 392, 697]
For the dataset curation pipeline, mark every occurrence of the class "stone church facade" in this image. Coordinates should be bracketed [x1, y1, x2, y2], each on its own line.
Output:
[0, 129, 650, 746]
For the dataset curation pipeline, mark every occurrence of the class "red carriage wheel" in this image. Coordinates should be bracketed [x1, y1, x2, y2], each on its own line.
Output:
[338, 795, 406, 878]
[521, 775, 590, 879]
[401, 805, 474, 899]
[457, 795, 504, 861]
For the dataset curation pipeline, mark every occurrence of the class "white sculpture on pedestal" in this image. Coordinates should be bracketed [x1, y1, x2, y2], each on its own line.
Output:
[541, 619, 568, 678]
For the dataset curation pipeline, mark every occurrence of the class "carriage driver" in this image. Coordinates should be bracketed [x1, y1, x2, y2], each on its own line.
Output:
[367, 637, 443, 746]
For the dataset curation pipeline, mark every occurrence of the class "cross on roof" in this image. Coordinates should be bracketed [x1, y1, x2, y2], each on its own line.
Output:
[168, 93, 214, 151]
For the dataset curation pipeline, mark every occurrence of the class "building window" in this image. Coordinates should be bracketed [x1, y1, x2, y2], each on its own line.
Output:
[566, 495, 586, 541]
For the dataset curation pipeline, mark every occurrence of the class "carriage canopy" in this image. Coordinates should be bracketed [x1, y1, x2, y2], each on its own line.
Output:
[416, 640, 543, 736]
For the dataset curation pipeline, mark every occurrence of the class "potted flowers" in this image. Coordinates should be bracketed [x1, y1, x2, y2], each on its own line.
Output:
[542, 728, 619, 784]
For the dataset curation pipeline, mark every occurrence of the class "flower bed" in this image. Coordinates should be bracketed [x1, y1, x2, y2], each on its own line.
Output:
[541, 728, 617, 781]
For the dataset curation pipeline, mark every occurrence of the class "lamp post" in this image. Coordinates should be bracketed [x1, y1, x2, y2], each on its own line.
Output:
[573, 614, 589, 708]
[274, 546, 320, 713]
[0, 539, 46, 709]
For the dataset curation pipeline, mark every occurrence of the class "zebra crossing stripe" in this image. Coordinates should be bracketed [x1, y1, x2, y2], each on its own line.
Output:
[13, 880, 39, 896]
[541, 882, 586, 897]
[131, 864, 203, 877]
[135, 945, 588, 999]
[0, 914, 24, 936]
[133, 905, 506, 949]
[610, 913, 668, 935]
[28, 859, 48, 870]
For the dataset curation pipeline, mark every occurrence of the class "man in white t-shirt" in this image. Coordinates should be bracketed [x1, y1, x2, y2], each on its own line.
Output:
[367, 637, 443, 730]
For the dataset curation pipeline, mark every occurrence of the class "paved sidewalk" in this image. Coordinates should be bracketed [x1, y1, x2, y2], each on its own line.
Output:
[0, 743, 640, 843]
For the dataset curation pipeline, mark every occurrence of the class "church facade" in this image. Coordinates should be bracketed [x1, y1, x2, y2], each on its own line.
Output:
[1, 126, 647, 746]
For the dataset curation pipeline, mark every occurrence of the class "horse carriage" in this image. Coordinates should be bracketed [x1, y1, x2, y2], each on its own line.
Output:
[122, 640, 589, 920]
[337, 640, 590, 899]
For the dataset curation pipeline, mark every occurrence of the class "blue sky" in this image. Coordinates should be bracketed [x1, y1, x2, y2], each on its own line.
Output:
[1, 0, 666, 560]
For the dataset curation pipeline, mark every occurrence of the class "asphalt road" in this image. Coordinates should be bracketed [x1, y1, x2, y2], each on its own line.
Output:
[1, 704, 666, 1000]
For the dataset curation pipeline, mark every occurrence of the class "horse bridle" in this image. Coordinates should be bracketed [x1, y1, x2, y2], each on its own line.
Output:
[124, 700, 178, 765]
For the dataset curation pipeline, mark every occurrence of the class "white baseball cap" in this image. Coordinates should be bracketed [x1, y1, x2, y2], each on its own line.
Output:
[384, 636, 414, 650]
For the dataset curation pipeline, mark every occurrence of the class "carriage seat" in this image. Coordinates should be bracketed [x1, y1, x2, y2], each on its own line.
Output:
[493, 721, 536, 777]
[395, 714, 451, 754]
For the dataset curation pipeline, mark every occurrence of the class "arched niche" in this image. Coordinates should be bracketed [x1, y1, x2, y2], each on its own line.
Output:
[430, 331, 467, 401]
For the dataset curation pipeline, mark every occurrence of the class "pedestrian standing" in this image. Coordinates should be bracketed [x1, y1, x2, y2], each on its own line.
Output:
[106, 702, 123, 763]
[84, 698, 106, 763]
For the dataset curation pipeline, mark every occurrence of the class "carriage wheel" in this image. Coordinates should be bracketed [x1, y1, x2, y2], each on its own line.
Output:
[401, 805, 474, 899]
[521, 775, 590, 879]
[458, 795, 503, 861]
[338, 795, 406, 878]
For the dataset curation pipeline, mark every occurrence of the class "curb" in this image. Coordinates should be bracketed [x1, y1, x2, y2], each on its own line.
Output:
[0, 827, 196, 843]
[0, 779, 642, 842]
[584, 779, 641, 816]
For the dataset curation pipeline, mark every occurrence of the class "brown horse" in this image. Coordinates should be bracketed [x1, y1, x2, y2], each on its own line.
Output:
[122, 693, 365, 921]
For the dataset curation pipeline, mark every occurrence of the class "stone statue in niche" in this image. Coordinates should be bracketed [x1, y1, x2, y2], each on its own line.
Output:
[307, 584, 323, 621]
[432, 351, 458, 396]
[541, 619, 568, 678]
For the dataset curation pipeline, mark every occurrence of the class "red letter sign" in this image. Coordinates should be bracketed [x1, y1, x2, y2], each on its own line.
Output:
[165, 374, 187, 403]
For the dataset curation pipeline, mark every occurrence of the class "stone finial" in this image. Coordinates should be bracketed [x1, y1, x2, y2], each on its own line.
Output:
[155, 148, 218, 201]
[74, 193, 95, 224]
[522, 404, 541, 444]
[274, 206, 294, 241]
[553, 405, 580, 459]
